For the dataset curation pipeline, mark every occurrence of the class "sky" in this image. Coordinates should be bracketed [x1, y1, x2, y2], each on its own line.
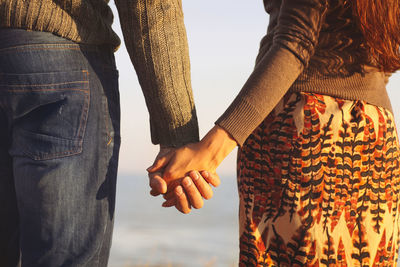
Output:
[110, 0, 400, 176]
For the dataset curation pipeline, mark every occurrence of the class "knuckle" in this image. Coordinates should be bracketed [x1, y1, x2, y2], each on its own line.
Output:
[154, 159, 162, 166]
[164, 171, 173, 180]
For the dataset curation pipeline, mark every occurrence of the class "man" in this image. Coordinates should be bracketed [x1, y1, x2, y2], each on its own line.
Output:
[0, 0, 214, 266]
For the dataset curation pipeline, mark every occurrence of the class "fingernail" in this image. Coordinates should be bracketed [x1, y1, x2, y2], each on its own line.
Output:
[175, 186, 183, 196]
[183, 177, 192, 187]
[192, 171, 199, 181]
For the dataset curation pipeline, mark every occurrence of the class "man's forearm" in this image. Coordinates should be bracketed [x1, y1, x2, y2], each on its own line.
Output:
[115, 0, 199, 147]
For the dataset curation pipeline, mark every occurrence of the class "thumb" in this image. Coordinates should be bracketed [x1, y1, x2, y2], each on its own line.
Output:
[147, 152, 173, 172]
[149, 172, 168, 195]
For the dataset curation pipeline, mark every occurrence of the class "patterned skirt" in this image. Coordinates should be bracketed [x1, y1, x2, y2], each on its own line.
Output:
[237, 92, 400, 266]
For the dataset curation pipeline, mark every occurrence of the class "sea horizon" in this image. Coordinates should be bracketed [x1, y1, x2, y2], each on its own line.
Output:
[109, 173, 400, 267]
[108, 174, 239, 267]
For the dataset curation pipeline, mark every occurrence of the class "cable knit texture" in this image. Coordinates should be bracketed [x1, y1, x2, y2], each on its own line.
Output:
[0, 0, 199, 147]
[0, 0, 393, 146]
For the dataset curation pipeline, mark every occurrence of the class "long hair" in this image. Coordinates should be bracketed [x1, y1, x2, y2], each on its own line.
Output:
[352, 0, 400, 72]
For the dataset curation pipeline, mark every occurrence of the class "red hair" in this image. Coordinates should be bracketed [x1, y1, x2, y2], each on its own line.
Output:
[352, 0, 400, 72]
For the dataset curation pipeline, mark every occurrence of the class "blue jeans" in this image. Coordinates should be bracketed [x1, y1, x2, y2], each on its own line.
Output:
[0, 29, 121, 267]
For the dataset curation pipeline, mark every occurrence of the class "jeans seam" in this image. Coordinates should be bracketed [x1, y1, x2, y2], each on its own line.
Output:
[0, 71, 90, 90]
[0, 81, 88, 88]
[0, 88, 88, 92]
[0, 42, 80, 51]
[83, 95, 113, 267]
[76, 71, 90, 146]
[103, 97, 112, 146]
[0, 44, 110, 53]
[27, 148, 83, 161]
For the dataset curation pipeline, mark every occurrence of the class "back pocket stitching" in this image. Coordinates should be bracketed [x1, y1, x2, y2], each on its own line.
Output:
[8, 70, 90, 160]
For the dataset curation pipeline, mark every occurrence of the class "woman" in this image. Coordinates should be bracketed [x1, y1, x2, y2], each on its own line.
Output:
[148, 0, 400, 266]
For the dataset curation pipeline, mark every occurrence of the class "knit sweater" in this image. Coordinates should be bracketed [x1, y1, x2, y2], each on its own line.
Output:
[0, 0, 393, 146]
[216, 0, 392, 145]
[0, 0, 199, 147]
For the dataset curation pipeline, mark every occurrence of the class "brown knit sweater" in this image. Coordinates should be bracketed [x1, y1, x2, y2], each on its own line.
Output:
[216, 0, 392, 145]
[0, 0, 393, 146]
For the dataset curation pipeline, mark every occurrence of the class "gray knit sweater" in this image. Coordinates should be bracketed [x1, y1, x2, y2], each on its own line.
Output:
[0, 0, 393, 146]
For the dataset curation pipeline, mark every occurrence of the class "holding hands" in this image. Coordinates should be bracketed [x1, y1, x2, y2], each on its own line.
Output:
[147, 126, 237, 213]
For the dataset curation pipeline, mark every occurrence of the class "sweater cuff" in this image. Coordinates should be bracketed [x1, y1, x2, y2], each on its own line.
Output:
[151, 115, 199, 147]
[215, 98, 262, 146]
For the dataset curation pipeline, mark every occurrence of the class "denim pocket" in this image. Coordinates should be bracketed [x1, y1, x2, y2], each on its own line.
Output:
[1, 70, 90, 160]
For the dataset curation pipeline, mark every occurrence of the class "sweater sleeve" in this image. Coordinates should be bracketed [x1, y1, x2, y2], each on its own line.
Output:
[216, 0, 328, 146]
[114, 0, 199, 147]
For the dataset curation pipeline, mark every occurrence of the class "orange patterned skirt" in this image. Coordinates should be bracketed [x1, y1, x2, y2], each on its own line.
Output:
[237, 92, 400, 266]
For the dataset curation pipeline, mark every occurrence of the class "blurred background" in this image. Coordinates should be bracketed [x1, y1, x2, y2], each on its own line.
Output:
[107, 1, 400, 266]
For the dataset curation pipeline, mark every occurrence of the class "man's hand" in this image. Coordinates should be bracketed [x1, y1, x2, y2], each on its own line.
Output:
[148, 147, 221, 214]
[161, 171, 221, 213]
[149, 168, 220, 214]
[147, 126, 237, 184]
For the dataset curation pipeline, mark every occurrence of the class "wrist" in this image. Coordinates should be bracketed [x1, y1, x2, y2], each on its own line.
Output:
[200, 125, 237, 165]
[157, 145, 176, 160]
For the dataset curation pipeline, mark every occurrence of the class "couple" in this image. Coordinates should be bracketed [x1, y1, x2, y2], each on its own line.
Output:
[1, 0, 400, 266]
